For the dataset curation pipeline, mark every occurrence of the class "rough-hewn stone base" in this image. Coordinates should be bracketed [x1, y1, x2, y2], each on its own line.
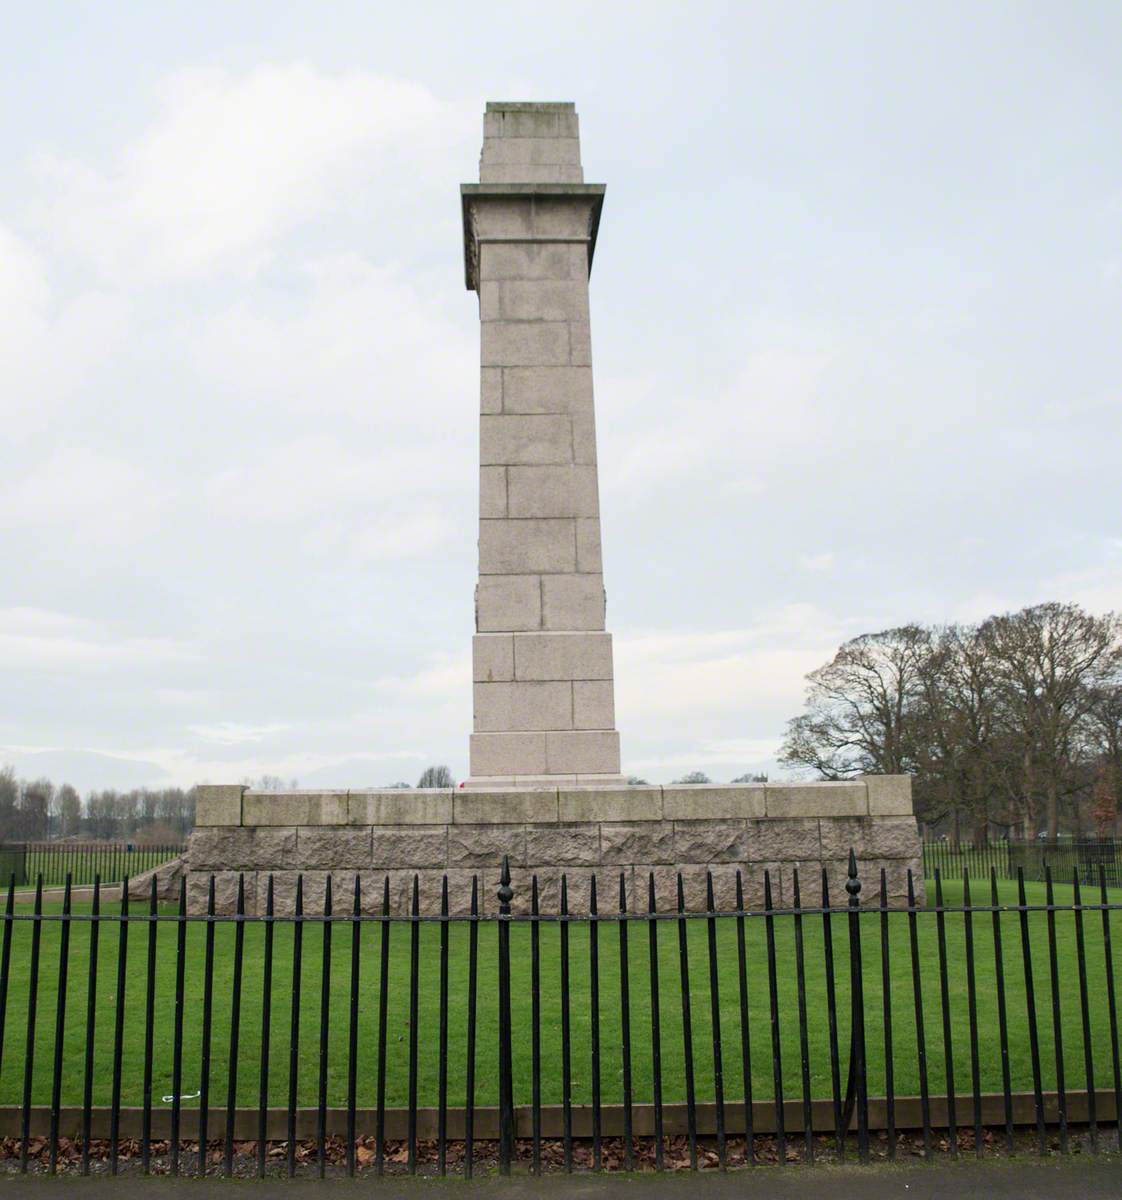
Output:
[186, 777, 924, 915]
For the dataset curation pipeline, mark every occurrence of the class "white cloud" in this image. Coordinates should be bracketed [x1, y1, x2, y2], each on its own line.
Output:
[187, 721, 291, 745]
[0, 222, 130, 443]
[35, 65, 473, 285]
[0, 446, 171, 543]
[371, 652, 471, 700]
[800, 551, 836, 572]
[615, 604, 847, 725]
[0, 607, 195, 672]
[186, 254, 473, 417]
[202, 434, 463, 562]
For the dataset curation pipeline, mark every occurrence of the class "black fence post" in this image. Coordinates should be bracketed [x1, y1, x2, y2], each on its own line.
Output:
[497, 855, 515, 1174]
[846, 850, 869, 1163]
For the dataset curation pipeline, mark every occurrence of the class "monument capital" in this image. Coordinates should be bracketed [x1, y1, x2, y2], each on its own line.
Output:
[459, 183, 606, 292]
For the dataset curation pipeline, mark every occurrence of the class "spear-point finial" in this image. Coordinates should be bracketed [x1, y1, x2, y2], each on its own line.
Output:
[497, 854, 513, 911]
[846, 847, 862, 903]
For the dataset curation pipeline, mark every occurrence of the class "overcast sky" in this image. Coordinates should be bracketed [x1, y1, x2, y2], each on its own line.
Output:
[1, 2, 1120, 793]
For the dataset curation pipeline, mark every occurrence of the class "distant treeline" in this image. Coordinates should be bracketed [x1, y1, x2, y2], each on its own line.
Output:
[0, 767, 196, 842]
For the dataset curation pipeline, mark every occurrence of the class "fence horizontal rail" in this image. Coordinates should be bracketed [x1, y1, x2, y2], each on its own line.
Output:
[3, 1090, 1117, 1141]
[1, 852, 1120, 1178]
[5, 901, 1122, 922]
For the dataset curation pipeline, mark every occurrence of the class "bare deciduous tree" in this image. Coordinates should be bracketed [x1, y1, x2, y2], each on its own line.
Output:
[781, 603, 1122, 843]
[417, 765, 455, 788]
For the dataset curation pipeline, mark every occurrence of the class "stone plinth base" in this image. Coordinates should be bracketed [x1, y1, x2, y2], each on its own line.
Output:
[186, 777, 924, 915]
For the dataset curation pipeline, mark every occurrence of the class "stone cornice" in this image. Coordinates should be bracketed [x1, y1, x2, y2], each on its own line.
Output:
[460, 183, 606, 291]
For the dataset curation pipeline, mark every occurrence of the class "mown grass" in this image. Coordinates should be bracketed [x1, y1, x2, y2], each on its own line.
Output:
[0, 878, 1119, 1112]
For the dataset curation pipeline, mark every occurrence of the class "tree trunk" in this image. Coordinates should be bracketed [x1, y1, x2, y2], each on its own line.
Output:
[1046, 775, 1059, 842]
[1023, 748, 1037, 840]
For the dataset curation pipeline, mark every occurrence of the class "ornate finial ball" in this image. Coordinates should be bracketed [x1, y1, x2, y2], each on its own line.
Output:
[497, 881, 514, 905]
[846, 874, 862, 898]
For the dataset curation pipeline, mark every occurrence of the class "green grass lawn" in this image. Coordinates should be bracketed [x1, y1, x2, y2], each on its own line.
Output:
[0, 878, 1119, 1114]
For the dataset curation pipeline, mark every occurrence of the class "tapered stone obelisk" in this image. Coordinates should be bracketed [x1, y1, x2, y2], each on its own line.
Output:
[463, 102, 623, 786]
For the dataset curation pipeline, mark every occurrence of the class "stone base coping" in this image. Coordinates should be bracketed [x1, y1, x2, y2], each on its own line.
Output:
[186, 777, 923, 915]
[195, 776, 914, 828]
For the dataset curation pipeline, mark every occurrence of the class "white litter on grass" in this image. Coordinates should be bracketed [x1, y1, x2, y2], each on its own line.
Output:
[162, 1091, 200, 1103]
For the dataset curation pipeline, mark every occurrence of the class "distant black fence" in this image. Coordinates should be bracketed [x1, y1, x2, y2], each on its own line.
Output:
[0, 842, 184, 889]
[924, 839, 1122, 889]
[0, 854, 1120, 1177]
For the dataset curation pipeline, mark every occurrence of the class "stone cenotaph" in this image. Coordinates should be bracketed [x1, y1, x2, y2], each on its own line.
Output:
[466, 103, 620, 788]
[185, 103, 924, 914]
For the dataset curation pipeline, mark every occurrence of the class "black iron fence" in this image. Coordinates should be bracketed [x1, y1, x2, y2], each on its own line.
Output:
[924, 839, 1122, 889]
[0, 853, 1120, 1177]
[0, 843, 184, 889]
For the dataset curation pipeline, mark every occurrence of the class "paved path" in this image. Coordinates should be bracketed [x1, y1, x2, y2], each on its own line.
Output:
[2, 1159, 1120, 1198]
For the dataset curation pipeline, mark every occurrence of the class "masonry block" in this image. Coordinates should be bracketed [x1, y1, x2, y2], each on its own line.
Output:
[864, 774, 915, 816]
[569, 321, 592, 365]
[480, 413, 572, 465]
[472, 198, 535, 238]
[575, 518, 602, 570]
[479, 163, 584, 185]
[194, 784, 244, 826]
[818, 816, 871, 859]
[525, 823, 601, 866]
[494, 281, 589, 322]
[473, 679, 574, 731]
[478, 242, 586, 282]
[454, 786, 558, 825]
[487, 110, 563, 139]
[643, 864, 740, 913]
[865, 815, 923, 859]
[479, 519, 576, 574]
[242, 790, 348, 827]
[501, 367, 593, 414]
[541, 573, 605, 630]
[480, 465, 507, 517]
[546, 867, 630, 913]
[746, 817, 821, 861]
[782, 861, 850, 906]
[187, 871, 255, 917]
[573, 680, 615, 728]
[296, 826, 373, 869]
[448, 823, 527, 867]
[545, 729, 620, 774]
[765, 782, 868, 818]
[507, 465, 598, 518]
[477, 576, 541, 631]
[571, 413, 598, 464]
[482, 136, 582, 167]
[188, 827, 256, 871]
[673, 820, 750, 863]
[513, 631, 613, 680]
[347, 790, 453, 825]
[469, 732, 548, 779]
[370, 826, 448, 868]
[480, 367, 502, 413]
[473, 633, 515, 681]
[482, 320, 573, 368]
[558, 787, 662, 823]
[600, 821, 675, 864]
[661, 785, 766, 820]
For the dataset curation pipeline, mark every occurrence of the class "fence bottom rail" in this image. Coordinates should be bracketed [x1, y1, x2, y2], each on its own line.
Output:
[1, 1090, 1115, 1143]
